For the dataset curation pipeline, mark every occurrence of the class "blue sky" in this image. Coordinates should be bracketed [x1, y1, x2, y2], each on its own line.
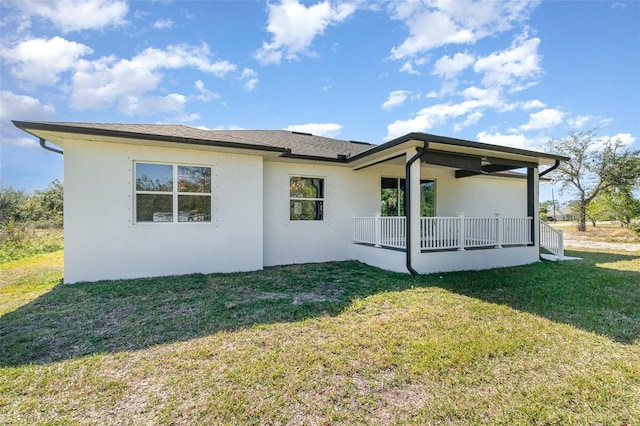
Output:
[1, 0, 638, 203]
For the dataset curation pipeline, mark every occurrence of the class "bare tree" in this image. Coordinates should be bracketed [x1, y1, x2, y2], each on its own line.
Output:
[547, 129, 640, 231]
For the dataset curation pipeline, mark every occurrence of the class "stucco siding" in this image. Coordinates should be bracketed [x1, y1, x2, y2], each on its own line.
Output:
[263, 162, 379, 267]
[63, 140, 263, 283]
[425, 167, 529, 217]
[358, 163, 531, 218]
[412, 246, 539, 274]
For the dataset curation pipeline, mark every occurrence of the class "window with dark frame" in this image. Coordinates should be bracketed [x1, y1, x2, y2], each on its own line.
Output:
[381, 177, 434, 217]
[290, 176, 324, 221]
[135, 162, 212, 223]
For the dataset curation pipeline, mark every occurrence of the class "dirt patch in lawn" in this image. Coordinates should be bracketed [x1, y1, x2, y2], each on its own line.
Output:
[553, 223, 640, 252]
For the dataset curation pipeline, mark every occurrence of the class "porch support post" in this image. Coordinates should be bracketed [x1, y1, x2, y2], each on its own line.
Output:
[527, 167, 537, 246]
[405, 142, 428, 275]
[407, 150, 421, 265]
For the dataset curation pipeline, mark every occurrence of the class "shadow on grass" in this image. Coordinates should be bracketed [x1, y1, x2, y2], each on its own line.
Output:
[1, 250, 638, 366]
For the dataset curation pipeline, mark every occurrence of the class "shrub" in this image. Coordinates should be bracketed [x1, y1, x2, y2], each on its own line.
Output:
[0, 220, 63, 264]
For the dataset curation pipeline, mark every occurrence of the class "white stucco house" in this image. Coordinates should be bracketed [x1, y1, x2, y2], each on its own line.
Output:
[13, 121, 568, 284]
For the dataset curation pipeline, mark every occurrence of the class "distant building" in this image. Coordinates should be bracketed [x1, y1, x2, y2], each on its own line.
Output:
[547, 208, 573, 221]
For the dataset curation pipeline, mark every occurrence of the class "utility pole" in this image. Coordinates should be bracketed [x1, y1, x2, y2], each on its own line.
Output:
[552, 187, 557, 221]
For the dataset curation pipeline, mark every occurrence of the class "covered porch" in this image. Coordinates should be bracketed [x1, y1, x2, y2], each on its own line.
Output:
[351, 214, 538, 275]
[346, 133, 566, 274]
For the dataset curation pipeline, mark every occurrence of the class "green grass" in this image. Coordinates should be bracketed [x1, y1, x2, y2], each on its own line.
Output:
[1, 249, 639, 424]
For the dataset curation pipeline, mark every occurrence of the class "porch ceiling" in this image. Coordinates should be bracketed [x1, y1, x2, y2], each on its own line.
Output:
[423, 150, 539, 178]
[354, 147, 541, 178]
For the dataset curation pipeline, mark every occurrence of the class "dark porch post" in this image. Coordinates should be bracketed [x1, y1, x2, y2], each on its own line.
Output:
[527, 167, 536, 246]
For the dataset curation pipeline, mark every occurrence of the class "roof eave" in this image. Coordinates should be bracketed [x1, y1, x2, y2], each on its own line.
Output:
[348, 132, 569, 166]
[11, 120, 288, 155]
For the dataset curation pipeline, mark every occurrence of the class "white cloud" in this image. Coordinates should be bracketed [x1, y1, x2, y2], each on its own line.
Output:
[522, 99, 546, 109]
[253, 0, 356, 65]
[476, 130, 531, 150]
[0, 90, 55, 121]
[388, 35, 543, 140]
[153, 18, 174, 29]
[520, 108, 565, 131]
[609, 133, 636, 148]
[119, 93, 187, 116]
[567, 115, 591, 129]
[473, 36, 542, 91]
[424, 34, 541, 115]
[213, 124, 246, 131]
[432, 52, 475, 79]
[193, 80, 220, 102]
[461, 86, 506, 111]
[8, 136, 42, 150]
[454, 111, 483, 132]
[389, 1, 539, 59]
[0, 36, 93, 86]
[10, 0, 128, 33]
[130, 44, 236, 77]
[399, 61, 421, 75]
[567, 114, 613, 129]
[1, 135, 49, 151]
[240, 68, 259, 91]
[427, 80, 460, 98]
[382, 90, 410, 110]
[386, 100, 483, 140]
[70, 44, 236, 111]
[284, 122, 343, 138]
[428, 52, 475, 98]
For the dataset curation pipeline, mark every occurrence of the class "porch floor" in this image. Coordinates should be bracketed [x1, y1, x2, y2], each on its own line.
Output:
[354, 241, 530, 253]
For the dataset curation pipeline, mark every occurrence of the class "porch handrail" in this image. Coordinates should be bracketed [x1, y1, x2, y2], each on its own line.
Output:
[354, 215, 533, 251]
[539, 219, 564, 260]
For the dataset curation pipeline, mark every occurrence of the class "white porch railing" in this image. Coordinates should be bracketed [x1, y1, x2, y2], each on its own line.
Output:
[539, 219, 564, 259]
[353, 215, 533, 251]
[353, 214, 406, 249]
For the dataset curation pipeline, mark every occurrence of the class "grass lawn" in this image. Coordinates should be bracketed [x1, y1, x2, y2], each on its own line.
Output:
[1, 249, 639, 424]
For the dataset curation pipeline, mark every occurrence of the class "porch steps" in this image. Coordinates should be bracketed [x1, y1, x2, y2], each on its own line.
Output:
[539, 220, 565, 259]
[540, 253, 582, 262]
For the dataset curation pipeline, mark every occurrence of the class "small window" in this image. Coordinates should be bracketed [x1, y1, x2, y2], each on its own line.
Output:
[290, 176, 324, 221]
[135, 162, 212, 223]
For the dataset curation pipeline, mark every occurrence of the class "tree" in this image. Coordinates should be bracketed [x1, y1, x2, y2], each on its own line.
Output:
[585, 193, 613, 227]
[0, 180, 63, 226]
[547, 129, 640, 231]
[605, 185, 640, 227]
[0, 187, 28, 223]
[38, 179, 64, 225]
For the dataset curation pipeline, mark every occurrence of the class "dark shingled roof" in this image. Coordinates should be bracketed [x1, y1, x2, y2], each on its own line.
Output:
[212, 129, 374, 159]
[11, 121, 375, 160]
[12, 121, 568, 164]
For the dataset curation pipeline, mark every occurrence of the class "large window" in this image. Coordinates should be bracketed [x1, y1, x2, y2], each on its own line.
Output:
[135, 162, 212, 223]
[290, 176, 324, 221]
[381, 177, 434, 217]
